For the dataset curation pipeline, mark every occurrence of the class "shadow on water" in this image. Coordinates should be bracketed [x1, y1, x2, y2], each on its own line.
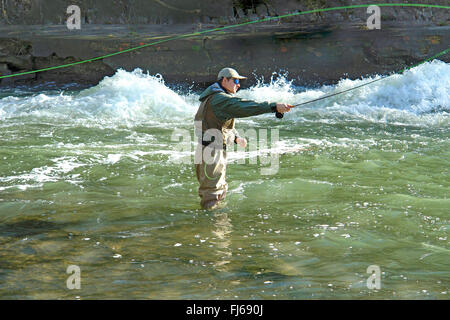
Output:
[0, 219, 67, 238]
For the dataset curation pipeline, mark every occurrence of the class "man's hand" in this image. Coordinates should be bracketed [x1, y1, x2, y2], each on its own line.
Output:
[235, 137, 247, 148]
[276, 103, 292, 113]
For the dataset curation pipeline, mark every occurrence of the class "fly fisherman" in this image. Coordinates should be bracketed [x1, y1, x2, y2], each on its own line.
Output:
[194, 67, 292, 210]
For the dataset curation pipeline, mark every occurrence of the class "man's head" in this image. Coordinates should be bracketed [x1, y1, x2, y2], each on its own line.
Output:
[217, 67, 247, 94]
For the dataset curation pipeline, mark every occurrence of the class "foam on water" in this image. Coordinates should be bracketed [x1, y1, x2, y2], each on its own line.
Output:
[0, 156, 85, 191]
[0, 69, 197, 127]
[239, 60, 449, 127]
[0, 61, 448, 127]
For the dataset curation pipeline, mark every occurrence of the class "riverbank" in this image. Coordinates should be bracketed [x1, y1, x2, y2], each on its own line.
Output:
[0, 21, 449, 88]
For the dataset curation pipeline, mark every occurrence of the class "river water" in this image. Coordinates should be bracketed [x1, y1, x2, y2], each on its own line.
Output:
[0, 60, 448, 299]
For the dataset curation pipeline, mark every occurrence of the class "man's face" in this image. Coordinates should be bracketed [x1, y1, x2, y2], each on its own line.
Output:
[221, 77, 240, 94]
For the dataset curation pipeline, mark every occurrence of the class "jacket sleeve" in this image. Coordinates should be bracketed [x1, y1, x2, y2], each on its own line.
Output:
[210, 92, 277, 121]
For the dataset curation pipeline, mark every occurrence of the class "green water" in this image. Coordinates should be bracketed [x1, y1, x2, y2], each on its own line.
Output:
[0, 118, 448, 299]
[0, 63, 449, 299]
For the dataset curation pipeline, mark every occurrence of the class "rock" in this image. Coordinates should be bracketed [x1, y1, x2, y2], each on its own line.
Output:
[33, 52, 115, 85]
[235, 7, 245, 18]
[0, 54, 33, 70]
[0, 0, 447, 25]
[0, 63, 10, 73]
[256, 5, 268, 17]
[0, 63, 13, 85]
[248, 13, 259, 21]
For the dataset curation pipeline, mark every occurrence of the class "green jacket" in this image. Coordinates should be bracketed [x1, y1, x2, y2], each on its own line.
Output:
[198, 82, 277, 122]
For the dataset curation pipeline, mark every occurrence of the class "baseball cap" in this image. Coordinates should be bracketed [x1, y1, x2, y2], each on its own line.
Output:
[217, 67, 247, 80]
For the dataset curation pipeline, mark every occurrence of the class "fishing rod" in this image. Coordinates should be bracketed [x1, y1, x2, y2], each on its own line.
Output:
[274, 46, 450, 119]
[274, 76, 386, 119]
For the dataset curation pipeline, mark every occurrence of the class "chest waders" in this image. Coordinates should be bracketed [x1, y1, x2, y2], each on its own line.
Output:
[194, 94, 237, 209]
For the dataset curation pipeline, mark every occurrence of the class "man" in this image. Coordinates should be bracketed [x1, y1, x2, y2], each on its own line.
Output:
[194, 67, 292, 210]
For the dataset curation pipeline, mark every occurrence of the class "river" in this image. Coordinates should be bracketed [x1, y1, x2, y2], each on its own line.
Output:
[0, 60, 448, 299]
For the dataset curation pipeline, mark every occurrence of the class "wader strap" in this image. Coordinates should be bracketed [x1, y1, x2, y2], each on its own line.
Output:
[199, 94, 226, 150]
[201, 95, 215, 132]
[201, 139, 227, 150]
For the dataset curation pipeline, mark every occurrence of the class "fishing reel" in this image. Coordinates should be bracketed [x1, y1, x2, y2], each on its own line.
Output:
[276, 112, 284, 119]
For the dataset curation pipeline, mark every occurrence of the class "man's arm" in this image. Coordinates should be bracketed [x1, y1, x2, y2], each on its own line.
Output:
[210, 92, 277, 121]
